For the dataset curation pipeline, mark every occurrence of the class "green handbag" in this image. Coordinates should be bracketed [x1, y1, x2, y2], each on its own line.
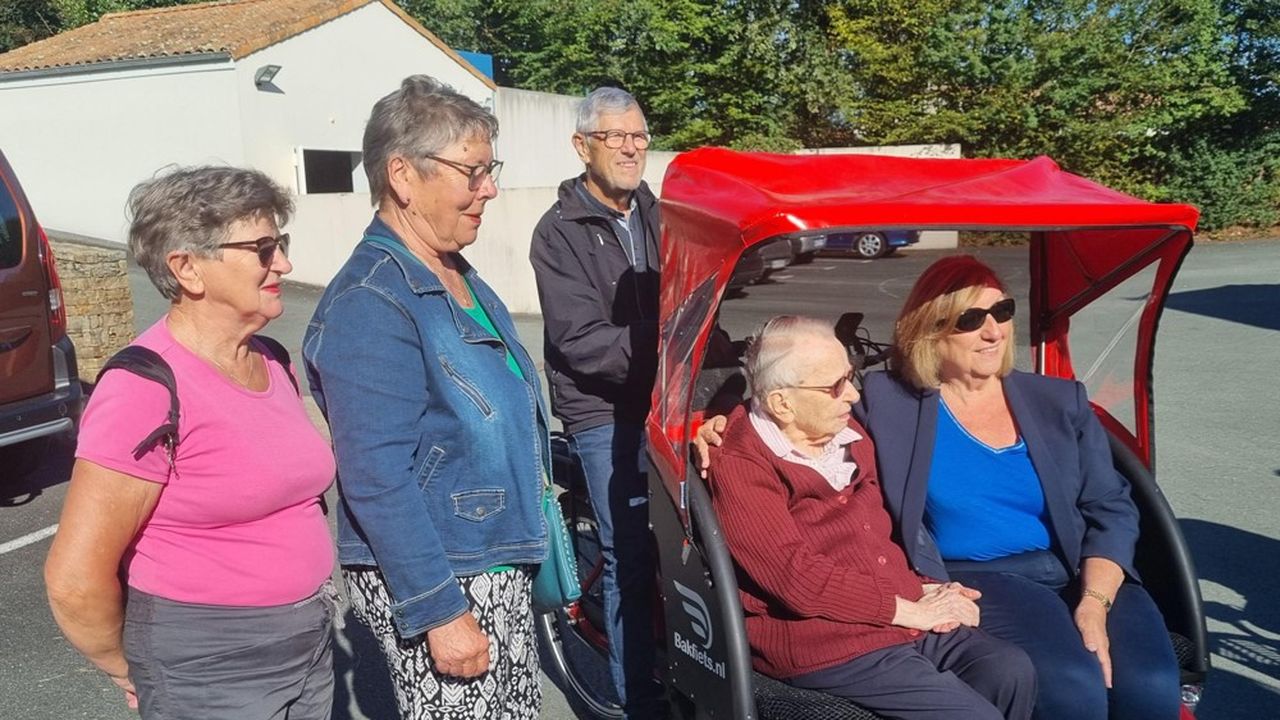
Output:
[532, 483, 582, 611]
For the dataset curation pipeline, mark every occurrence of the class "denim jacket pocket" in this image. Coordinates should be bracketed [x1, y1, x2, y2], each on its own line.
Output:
[452, 489, 506, 522]
[439, 356, 495, 418]
[414, 446, 446, 491]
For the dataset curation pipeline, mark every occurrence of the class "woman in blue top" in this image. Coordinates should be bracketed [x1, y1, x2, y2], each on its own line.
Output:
[859, 255, 1179, 719]
[304, 75, 549, 719]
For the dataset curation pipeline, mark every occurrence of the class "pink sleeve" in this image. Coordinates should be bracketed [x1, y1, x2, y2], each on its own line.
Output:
[75, 369, 175, 484]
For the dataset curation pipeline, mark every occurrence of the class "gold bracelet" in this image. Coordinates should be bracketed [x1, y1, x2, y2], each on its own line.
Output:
[1082, 587, 1113, 612]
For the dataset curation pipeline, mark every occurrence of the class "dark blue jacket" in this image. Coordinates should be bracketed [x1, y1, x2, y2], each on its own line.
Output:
[529, 177, 660, 434]
[857, 369, 1139, 583]
[304, 217, 550, 638]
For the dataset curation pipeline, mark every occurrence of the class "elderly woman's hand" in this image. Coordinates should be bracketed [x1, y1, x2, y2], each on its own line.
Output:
[1075, 556, 1122, 688]
[107, 673, 138, 709]
[693, 414, 728, 477]
[893, 583, 980, 632]
[919, 582, 982, 632]
[426, 612, 491, 678]
[1074, 598, 1113, 688]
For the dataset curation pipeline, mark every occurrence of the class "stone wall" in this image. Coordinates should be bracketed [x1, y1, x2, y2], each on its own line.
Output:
[50, 240, 135, 380]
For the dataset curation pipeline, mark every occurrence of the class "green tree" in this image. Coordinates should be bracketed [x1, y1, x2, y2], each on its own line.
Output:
[401, 0, 833, 149]
[0, 0, 60, 53]
[830, 0, 1246, 197]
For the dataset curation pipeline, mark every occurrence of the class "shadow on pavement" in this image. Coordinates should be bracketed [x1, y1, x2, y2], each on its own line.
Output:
[0, 431, 75, 506]
[1165, 284, 1280, 331]
[1180, 518, 1280, 715]
[332, 607, 399, 720]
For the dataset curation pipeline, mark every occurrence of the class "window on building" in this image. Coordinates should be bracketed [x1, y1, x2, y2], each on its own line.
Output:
[299, 149, 363, 194]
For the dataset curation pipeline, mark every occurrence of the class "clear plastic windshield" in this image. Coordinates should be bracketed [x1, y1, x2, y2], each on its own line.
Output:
[1063, 261, 1160, 437]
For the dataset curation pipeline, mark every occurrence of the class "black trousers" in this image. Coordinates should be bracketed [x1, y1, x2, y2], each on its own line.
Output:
[784, 626, 1036, 720]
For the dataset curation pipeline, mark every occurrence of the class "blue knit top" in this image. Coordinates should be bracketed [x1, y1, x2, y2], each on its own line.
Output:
[924, 399, 1052, 561]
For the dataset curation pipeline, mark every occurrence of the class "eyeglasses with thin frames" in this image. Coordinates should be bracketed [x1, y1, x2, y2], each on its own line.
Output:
[423, 154, 503, 191]
[218, 233, 290, 268]
[586, 130, 652, 150]
[790, 369, 856, 398]
[953, 297, 1016, 333]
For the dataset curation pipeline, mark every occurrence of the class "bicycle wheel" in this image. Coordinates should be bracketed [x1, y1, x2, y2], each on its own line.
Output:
[537, 498, 625, 719]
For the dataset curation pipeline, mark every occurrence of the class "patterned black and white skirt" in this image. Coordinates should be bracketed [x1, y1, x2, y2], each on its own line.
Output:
[343, 565, 541, 720]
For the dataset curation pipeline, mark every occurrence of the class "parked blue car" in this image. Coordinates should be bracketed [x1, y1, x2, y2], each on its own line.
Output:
[823, 229, 919, 259]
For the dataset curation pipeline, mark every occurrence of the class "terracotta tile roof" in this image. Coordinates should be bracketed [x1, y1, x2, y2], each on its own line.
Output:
[0, 0, 494, 88]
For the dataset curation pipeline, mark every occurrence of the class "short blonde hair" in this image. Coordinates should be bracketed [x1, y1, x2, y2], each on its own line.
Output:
[890, 255, 1015, 389]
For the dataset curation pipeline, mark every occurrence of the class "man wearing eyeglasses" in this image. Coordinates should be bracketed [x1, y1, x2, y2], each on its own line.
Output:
[703, 315, 1035, 720]
[529, 86, 661, 717]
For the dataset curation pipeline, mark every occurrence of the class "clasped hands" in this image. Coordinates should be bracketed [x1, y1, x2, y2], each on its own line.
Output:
[894, 582, 983, 633]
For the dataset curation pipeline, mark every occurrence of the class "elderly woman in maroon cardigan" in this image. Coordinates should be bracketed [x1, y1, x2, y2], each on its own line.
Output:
[705, 315, 1035, 720]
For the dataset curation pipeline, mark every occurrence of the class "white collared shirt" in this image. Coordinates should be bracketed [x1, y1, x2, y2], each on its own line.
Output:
[748, 401, 862, 491]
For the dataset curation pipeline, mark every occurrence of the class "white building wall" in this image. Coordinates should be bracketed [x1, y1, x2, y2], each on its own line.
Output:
[234, 1, 495, 286]
[288, 193, 375, 288]
[494, 87, 582, 190]
[0, 61, 243, 241]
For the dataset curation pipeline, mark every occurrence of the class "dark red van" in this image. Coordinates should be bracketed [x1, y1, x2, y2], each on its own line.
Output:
[0, 150, 82, 449]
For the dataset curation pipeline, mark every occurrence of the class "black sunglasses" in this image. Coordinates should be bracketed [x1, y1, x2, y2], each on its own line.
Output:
[423, 154, 503, 191]
[218, 233, 290, 267]
[953, 297, 1016, 333]
[791, 369, 857, 398]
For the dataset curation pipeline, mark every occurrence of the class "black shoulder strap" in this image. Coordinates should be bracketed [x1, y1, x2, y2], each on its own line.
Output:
[96, 346, 180, 463]
[254, 335, 300, 395]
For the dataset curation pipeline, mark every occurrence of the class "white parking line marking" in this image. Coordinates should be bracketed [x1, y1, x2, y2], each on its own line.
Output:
[877, 278, 902, 298]
[0, 524, 58, 556]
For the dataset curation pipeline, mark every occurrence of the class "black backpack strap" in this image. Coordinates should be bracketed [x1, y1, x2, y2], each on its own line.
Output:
[254, 335, 300, 395]
[95, 346, 180, 464]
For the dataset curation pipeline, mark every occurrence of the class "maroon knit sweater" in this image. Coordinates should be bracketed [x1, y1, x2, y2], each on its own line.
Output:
[706, 405, 927, 679]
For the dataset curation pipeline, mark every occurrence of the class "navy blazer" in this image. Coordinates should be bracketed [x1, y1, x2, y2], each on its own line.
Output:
[857, 370, 1140, 583]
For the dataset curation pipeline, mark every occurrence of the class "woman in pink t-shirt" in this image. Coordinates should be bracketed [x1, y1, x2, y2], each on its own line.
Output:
[44, 167, 337, 720]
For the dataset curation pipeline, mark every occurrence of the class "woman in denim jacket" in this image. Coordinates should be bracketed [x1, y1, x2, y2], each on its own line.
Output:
[304, 76, 550, 719]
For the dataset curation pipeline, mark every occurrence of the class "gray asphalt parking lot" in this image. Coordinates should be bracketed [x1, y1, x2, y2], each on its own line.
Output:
[1, 240, 1276, 718]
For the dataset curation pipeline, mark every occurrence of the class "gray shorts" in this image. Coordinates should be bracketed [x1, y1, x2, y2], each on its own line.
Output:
[123, 581, 337, 720]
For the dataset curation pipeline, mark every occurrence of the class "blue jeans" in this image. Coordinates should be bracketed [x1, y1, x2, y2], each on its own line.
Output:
[568, 421, 659, 716]
[948, 551, 1180, 720]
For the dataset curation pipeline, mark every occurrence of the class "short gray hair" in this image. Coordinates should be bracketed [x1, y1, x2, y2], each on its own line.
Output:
[744, 315, 836, 399]
[363, 75, 498, 204]
[127, 166, 292, 301]
[575, 87, 645, 134]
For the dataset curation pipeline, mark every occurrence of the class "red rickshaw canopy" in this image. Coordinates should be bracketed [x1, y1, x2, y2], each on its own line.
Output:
[652, 148, 1198, 492]
[659, 149, 1198, 319]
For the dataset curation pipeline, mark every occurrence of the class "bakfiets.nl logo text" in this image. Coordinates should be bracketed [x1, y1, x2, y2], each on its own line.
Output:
[672, 580, 726, 679]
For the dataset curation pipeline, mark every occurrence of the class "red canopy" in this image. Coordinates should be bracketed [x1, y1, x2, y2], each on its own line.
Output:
[651, 148, 1197, 495]
[659, 149, 1198, 319]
